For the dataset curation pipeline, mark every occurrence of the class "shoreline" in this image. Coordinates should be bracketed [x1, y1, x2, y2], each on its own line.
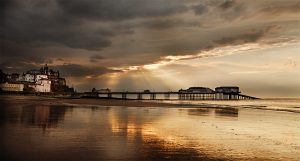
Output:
[0, 95, 193, 108]
[0, 95, 299, 113]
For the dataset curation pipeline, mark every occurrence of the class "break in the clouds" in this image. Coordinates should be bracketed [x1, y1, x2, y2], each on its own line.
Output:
[0, 0, 299, 97]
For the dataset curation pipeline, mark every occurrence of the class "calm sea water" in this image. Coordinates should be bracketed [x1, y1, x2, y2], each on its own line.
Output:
[0, 99, 299, 161]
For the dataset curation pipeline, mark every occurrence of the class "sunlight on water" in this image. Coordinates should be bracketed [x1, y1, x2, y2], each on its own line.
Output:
[0, 100, 299, 161]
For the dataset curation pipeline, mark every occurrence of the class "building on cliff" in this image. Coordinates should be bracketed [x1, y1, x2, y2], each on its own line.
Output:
[0, 64, 74, 93]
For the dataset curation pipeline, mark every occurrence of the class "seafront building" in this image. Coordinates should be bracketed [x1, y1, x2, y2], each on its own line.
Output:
[0, 64, 73, 93]
[0, 82, 24, 92]
[215, 86, 240, 100]
[179, 87, 215, 93]
[28, 79, 52, 93]
[178, 86, 242, 100]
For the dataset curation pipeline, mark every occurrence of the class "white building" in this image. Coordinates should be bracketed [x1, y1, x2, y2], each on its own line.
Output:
[29, 79, 51, 92]
[18, 75, 25, 82]
[25, 74, 35, 82]
[35, 74, 48, 82]
[0, 82, 24, 92]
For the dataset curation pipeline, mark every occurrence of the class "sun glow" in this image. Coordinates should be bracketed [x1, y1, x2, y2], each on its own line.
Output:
[121, 42, 277, 72]
[105, 72, 121, 88]
[99, 40, 300, 93]
[135, 40, 299, 72]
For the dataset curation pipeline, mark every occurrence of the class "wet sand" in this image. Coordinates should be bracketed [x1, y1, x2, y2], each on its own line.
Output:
[0, 95, 299, 161]
[0, 95, 189, 107]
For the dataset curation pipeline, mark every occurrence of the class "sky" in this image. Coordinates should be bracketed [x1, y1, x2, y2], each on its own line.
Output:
[0, 0, 299, 98]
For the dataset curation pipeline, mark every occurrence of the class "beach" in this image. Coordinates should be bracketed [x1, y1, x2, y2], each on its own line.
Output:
[0, 95, 197, 108]
[0, 95, 299, 161]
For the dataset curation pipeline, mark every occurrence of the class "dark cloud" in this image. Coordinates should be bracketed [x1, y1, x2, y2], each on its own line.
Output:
[136, 25, 280, 61]
[1, 19, 114, 50]
[219, 0, 236, 10]
[0, 59, 47, 74]
[0, 0, 10, 11]
[53, 64, 120, 77]
[0, 61, 120, 78]
[217, 1, 246, 21]
[213, 26, 278, 46]
[90, 55, 104, 63]
[140, 19, 200, 30]
[0, 40, 50, 63]
[56, 58, 65, 62]
[0, 0, 13, 21]
[219, 1, 300, 21]
[191, 4, 208, 15]
[57, 0, 188, 21]
[1, 0, 295, 55]
[258, 2, 300, 15]
[0, 0, 134, 50]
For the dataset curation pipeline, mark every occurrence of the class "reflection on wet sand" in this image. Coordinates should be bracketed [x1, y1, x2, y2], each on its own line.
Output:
[187, 108, 211, 116]
[20, 105, 69, 129]
[0, 105, 69, 129]
[0, 105, 227, 161]
[215, 108, 239, 117]
[0, 103, 299, 161]
[104, 107, 225, 161]
[186, 107, 238, 117]
[141, 136, 223, 161]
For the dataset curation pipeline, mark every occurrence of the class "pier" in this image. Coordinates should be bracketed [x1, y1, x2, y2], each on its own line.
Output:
[83, 87, 258, 100]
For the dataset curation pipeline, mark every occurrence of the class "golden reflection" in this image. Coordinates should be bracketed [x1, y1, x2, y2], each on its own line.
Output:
[109, 111, 122, 133]
[141, 126, 157, 136]
[35, 106, 51, 127]
[19, 105, 68, 130]
[2, 101, 299, 160]
[109, 109, 140, 137]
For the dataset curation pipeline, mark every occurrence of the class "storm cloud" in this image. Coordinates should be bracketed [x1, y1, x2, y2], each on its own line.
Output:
[57, 0, 189, 21]
[191, 4, 208, 15]
[90, 55, 104, 63]
[0, 0, 299, 95]
[213, 25, 279, 46]
[219, 0, 236, 10]
[53, 64, 120, 77]
[1, 0, 297, 53]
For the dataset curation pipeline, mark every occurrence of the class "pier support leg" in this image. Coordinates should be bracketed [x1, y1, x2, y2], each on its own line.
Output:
[165, 93, 170, 100]
[122, 93, 127, 99]
[150, 93, 156, 100]
[137, 94, 143, 100]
